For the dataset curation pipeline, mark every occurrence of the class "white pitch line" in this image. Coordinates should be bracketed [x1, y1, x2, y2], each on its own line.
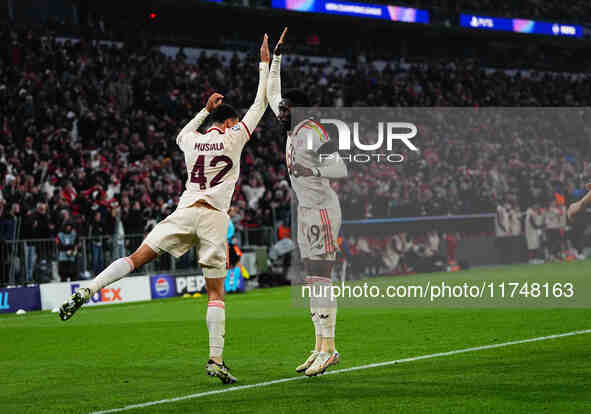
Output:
[90, 328, 591, 414]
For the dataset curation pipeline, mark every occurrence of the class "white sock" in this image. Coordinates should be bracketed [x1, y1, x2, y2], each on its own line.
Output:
[317, 305, 336, 338]
[311, 306, 321, 338]
[308, 277, 328, 341]
[207, 300, 225, 359]
[88, 257, 134, 295]
[308, 276, 335, 341]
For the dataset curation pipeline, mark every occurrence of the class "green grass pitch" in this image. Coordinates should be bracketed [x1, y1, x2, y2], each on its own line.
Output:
[1, 261, 590, 414]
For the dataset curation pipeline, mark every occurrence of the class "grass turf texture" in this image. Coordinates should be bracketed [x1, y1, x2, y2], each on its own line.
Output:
[1, 261, 590, 414]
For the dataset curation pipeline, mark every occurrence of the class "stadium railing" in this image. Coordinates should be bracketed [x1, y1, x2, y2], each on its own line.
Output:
[342, 214, 496, 234]
[242, 226, 275, 248]
[0, 227, 275, 287]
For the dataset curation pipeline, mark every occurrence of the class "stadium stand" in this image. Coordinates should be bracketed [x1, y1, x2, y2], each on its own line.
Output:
[420, 0, 591, 22]
[1, 25, 590, 235]
[0, 19, 590, 283]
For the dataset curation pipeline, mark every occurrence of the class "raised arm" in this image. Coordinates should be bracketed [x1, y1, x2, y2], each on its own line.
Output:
[241, 35, 270, 134]
[267, 28, 287, 117]
[176, 93, 224, 148]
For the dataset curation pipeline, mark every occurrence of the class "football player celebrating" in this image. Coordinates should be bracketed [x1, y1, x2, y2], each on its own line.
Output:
[58, 34, 272, 385]
[267, 28, 348, 376]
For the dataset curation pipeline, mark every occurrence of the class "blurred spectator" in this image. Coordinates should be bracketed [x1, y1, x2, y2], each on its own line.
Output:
[544, 198, 567, 260]
[21, 202, 51, 282]
[0, 23, 589, 251]
[109, 201, 126, 260]
[277, 221, 291, 241]
[0, 199, 18, 241]
[508, 200, 522, 236]
[89, 211, 107, 275]
[525, 202, 544, 263]
[242, 175, 266, 210]
[57, 222, 78, 282]
[122, 201, 146, 252]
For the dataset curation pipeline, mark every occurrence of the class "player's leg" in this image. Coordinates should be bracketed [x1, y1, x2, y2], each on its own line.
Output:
[90, 244, 156, 295]
[303, 207, 341, 376]
[58, 243, 157, 321]
[203, 271, 236, 384]
[294, 207, 324, 373]
[308, 259, 324, 353]
[307, 260, 337, 354]
[303, 259, 340, 376]
[205, 273, 226, 364]
[197, 207, 236, 384]
[59, 208, 195, 321]
[549, 229, 559, 260]
[295, 208, 340, 375]
[527, 231, 541, 264]
[295, 258, 324, 373]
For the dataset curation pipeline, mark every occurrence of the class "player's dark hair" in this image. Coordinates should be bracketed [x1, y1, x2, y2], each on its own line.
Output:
[283, 89, 309, 107]
[210, 104, 238, 124]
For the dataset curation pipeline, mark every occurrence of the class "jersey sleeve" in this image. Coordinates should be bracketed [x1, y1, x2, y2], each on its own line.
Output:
[294, 120, 330, 153]
[292, 120, 347, 178]
[226, 121, 252, 149]
[241, 62, 269, 137]
[177, 108, 209, 152]
[267, 55, 282, 117]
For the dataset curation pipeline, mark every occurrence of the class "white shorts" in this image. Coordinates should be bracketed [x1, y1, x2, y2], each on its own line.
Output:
[144, 204, 229, 276]
[297, 206, 341, 261]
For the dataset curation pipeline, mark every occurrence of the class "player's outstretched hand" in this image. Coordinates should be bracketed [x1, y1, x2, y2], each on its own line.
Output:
[274, 27, 288, 55]
[260, 34, 270, 63]
[206, 93, 224, 112]
[293, 163, 313, 177]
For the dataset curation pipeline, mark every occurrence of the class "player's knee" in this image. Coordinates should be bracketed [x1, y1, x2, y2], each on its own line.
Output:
[204, 267, 226, 301]
[130, 244, 157, 268]
[206, 285, 224, 301]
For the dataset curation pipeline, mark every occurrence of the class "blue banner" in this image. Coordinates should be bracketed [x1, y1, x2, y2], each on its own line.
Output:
[150, 275, 177, 299]
[460, 14, 583, 38]
[0, 286, 41, 313]
[272, 0, 429, 24]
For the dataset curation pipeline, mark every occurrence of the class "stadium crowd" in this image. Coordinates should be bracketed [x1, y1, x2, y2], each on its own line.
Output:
[390, 0, 591, 22]
[1, 24, 590, 267]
